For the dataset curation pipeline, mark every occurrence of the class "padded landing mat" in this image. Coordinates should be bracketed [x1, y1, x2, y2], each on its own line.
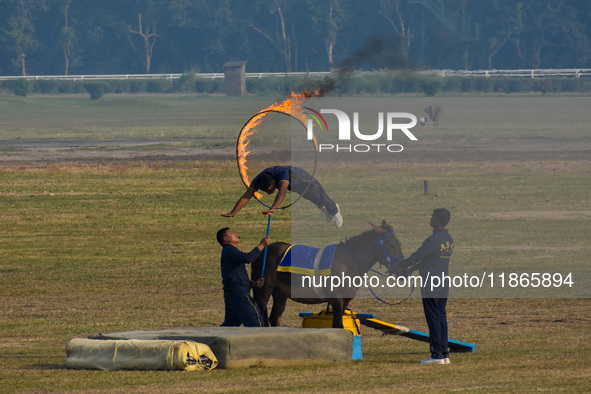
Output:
[90, 327, 353, 369]
[66, 338, 217, 371]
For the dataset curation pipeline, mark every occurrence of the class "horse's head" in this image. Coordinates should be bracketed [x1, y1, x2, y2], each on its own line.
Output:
[370, 219, 404, 269]
[340, 219, 404, 277]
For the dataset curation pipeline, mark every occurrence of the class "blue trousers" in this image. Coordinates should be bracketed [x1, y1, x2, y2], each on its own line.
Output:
[221, 291, 264, 327]
[422, 297, 449, 359]
[291, 169, 338, 215]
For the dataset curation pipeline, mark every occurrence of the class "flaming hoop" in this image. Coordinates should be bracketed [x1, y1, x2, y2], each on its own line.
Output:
[236, 91, 319, 209]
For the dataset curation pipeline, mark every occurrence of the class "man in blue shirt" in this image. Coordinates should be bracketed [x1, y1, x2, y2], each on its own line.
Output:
[222, 166, 343, 228]
[391, 208, 454, 365]
[217, 227, 270, 327]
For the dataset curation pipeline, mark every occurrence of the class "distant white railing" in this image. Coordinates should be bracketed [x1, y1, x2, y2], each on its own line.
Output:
[0, 72, 330, 81]
[420, 68, 591, 78]
[0, 69, 589, 81]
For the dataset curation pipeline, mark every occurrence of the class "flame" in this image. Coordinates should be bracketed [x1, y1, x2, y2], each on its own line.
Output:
[237, 91, 319, 199]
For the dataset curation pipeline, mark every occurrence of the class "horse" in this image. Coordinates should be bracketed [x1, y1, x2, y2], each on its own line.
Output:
[251, 219, 404, 329]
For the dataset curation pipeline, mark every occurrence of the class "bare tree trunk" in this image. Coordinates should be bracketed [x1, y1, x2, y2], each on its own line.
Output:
[63, 1, 71, 75]
[327, 4, 335, 68]
[248, 1, 292, 72]
[21, 54, 26, 76]
[64, 47, 70, 75]
[128, 13, 158, 74]
[381, 0, 411, 60]
[488, 32, 512, 69]
[274, 0, 291, 72]
[395, 0, 411, 51]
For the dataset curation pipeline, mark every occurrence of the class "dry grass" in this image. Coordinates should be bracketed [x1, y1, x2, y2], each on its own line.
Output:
[1, 94, 590, 392]
[0, 160, 589, 392]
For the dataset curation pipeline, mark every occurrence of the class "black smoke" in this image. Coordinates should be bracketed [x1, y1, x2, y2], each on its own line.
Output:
[305, 34, 412, 96]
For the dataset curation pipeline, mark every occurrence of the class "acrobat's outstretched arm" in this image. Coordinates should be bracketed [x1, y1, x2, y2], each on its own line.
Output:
[262, 180, 289, 217]
[222, 187, 256, 217]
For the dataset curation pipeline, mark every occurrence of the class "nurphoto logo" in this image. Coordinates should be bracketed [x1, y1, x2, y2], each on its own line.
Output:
[306, 108, 418, 153]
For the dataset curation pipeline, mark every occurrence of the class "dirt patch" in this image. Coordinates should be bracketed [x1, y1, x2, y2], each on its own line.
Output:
[460, 245, 588, 251]
[1, 135, 590, 164]
[486, 210, 591, 220]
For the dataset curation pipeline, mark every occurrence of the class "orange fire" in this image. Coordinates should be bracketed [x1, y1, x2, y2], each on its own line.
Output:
[236, 91, 318, 198]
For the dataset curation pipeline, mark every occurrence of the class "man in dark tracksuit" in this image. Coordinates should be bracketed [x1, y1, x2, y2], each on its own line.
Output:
[222, 166, 342, 228]
[217, 227, 270, 327]
[391, 208, 454, 365]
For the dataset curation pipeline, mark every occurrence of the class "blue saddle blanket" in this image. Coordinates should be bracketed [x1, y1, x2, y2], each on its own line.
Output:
[277, 244, 338, 276]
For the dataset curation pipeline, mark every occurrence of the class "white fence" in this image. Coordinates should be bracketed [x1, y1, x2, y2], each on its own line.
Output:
[0, 72, 329, 81]
[0, 69, 589, 81]
[420, 68, 591, 78]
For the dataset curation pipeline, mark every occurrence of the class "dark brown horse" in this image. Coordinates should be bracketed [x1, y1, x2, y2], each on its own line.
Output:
[251, 219, 403, 328]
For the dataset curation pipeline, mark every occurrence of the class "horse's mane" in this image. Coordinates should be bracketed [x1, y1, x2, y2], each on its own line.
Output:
[341, 229, 378, 250]
[341, 225, 400, 253]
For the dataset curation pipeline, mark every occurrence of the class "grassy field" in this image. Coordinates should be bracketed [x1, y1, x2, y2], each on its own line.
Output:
[0, 93, 590, 392]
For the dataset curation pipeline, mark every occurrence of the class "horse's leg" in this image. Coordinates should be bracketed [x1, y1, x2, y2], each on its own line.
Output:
[342, 298, 352, 311]
[252, 242, 289, 327]
[330, 299, 345, 328]
[253, 285, 274, 327]
[251, 254, 267, 327]
[269, 288, 287, 327]
[252, 287, 269, 327]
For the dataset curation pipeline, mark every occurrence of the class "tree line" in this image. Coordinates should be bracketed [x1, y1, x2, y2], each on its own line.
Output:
[1, 0, 590, 77]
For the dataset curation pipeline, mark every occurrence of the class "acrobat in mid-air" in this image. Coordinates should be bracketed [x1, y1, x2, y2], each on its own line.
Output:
[222, 166, 343, 228]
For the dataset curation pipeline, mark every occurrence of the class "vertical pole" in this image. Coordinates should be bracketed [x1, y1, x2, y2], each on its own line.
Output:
[424, 180, 430, 196]
[260, 215, 272, 282]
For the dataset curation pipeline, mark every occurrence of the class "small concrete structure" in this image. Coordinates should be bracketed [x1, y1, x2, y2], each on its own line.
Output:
[90, 326, 353, 369]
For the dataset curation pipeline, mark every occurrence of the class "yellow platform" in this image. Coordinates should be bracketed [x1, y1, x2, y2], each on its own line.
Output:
[300, 308, 362, 335]
[299, 308, 475, 354]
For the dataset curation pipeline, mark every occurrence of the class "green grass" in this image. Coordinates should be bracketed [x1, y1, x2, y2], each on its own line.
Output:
[0, 161, 589, 392]
[0, 94, 282, 140]
[0, 93, 590, 392]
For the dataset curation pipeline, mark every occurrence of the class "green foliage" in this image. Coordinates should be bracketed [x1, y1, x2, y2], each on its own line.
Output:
[507, 78, 529, 93]
[146, 79, 172, 93]
[246, 76, 284, 95]
[5, 75, 591, 99]
[129, 80, 148, 93]
[107, 80, 131, 94]
[460, 77, 477, 93]
[37, 80, 59, 94]
[195, 77, 224, 93]
[419, 76, 443, 96]
[492, 78, 510, 93]
[392, 71, 422, 93]
[0, 1, 591, 75]
[173, 71, 198, 93]
[84, 82, 109, 100]
[13, 79, 33, 97]
[290, 75, 332, 94]
[442, 77, 462, 92]
[538, 80, 553, 96]
[474, 77, 494, 93]
[29, 80, 84, 94]
[556, 78, 591, 93]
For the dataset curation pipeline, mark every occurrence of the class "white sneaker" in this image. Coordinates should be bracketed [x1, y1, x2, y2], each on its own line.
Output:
[419, 357, 446, 365]
[444, 358, 450, 364]
[330, 204, 343, 228]
[321, 204, 343, 228]
[320, 206, 332, 221]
